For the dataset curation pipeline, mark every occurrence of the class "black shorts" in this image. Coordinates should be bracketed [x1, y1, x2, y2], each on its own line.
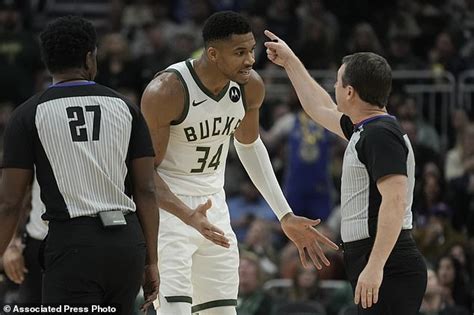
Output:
[41, 213, 146, 315]
[343, 230, 427, 315]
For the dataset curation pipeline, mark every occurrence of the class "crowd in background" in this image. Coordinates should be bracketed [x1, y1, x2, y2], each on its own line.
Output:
[0, 0, 473, 314]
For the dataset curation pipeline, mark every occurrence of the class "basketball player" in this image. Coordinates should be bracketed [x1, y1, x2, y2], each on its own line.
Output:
[141, 11, 338, 315]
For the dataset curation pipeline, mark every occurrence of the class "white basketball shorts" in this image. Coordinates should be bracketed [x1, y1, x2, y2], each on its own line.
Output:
[157, 189, 239, 313]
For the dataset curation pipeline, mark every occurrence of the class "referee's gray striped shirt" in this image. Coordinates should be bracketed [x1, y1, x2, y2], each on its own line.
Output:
[339, 114, 414, 243]
[2, 81, 154, 220]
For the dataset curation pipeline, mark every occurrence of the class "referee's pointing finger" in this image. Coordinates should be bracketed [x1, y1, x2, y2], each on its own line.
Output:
[264, 29, 278, 41]
[264, 30, 281, 49]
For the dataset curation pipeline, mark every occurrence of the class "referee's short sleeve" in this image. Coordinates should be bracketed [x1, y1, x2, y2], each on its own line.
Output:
[128, 109, 155, 160]
[2, 108, 34, 169]
[357, 127, 408, 182]
[340, 114, 354, 140]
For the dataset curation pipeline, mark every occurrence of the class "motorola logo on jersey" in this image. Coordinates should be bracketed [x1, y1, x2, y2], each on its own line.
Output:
[229, 87, 241, 103]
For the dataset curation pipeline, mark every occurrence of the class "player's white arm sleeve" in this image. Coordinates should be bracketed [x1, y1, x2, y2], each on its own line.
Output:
[234, 136, 292, 220]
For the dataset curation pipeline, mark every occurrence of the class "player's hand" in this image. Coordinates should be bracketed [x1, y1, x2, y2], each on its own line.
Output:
[280, 213, 338, 269]
[3, 243, 27, 284]
[354, 263, 383, 309]
[141, 264, 160, 313]
[188, 199, 230, 248]
[264, 30, 297, 68]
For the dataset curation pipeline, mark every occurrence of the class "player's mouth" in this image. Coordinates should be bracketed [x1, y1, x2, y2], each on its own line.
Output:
[238, 69, 251, 78]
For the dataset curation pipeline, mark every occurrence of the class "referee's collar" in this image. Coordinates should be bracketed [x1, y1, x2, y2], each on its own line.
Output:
[49, 81, 96, 88]
[353, 114, 395, 132]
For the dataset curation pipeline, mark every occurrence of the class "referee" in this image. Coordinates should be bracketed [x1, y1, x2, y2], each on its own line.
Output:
[264, 31, 427, 314]
[0, 16, 159, 314]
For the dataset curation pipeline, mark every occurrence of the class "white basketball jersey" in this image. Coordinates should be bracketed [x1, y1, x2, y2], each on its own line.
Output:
[25, 175, 48, 240]
[158, 60, 246, 195]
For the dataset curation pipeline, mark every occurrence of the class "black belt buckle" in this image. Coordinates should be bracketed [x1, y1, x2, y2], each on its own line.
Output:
[98, 210, 127, 227]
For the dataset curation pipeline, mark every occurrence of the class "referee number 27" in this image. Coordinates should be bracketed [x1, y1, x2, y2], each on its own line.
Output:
[66, 105, 101, 142]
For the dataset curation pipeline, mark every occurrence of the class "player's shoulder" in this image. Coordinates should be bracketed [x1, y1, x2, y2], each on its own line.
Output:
[144, 71, 185, 98]
[247, 69, 264, 88]
[241, 69, 265, 110]
[141, 70, 186, 121]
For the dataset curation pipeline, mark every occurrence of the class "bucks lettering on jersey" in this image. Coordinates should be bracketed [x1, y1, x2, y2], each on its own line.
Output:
[157, 60, 246, 195]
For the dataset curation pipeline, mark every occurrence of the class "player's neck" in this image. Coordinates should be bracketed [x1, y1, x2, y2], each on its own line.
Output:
[193, 58, 230, 96]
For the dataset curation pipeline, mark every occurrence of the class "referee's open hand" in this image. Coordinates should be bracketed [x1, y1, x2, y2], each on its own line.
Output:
[280, 213, 339, 270]
[188, 199, 231, 248]
[141, 264, 159, 313]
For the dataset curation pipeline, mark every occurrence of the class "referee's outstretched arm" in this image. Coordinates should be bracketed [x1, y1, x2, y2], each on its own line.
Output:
[0, 168, 33, 255]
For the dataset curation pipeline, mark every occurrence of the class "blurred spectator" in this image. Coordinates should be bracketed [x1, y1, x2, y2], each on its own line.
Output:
[396, 95, 441, 153]
[31, 0, 123, 34]
[261, 91, 334, 221]
[296, 0, 340, 50]
[449, 243, 473, 291]
[414, 162, 452, 227]
[120, 0, 154, 32]
[96, 33, 142, 94]
[283, 264, 327, 314]
[228, 179, 276, 242]
[414, 213, 465, 264]
[429, 31, 467, 76]
[400, 118, 442, 178]
[278, 242, 299, 280]
[289, 264, 320, 301]
[436, 255, 472, 312]
[346, 22, 384, 56]
[241, 219, 279, 276]
[295, 18, 335, 69]
[447, 124, 474, 234]
[445, 110, 471, 181]
[0, 2, 43, 106]
[420, 268, 470, 315]
[387, 0, 421, 40]
[386, 34, 425, 70]
[247, 15, 267, 68]
[95, 32, 141, 94]
[169, 30, 197, 63]
[265, 0, 299, 46]
[137, 22, 175, 89]
[413, 1, 448, 59]
[237, 251, 275, 315]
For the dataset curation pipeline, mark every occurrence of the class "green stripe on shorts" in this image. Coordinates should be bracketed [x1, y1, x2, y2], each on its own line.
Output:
[191, 299, 237, 313]
[165, 296, 192, 303]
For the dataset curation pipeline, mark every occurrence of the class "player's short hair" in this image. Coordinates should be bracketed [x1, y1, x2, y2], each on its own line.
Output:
[202, 11, 252, 46]
[40, 15, 97, 74]
[342, 52, 392, 108]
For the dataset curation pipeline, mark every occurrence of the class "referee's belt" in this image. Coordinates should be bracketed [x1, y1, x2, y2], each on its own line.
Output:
[340, 229, 412, 251]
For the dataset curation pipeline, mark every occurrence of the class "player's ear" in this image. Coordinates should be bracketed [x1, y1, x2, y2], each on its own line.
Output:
[207, 46, 218, 63]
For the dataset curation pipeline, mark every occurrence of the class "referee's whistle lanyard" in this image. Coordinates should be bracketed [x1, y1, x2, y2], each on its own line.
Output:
[353, 114, 396, 132]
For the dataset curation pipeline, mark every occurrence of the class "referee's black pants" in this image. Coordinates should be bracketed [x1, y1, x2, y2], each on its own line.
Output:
[343, 230, 427, 315]
[18, 235, 43, 303]
[42, 213, 146, 315]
